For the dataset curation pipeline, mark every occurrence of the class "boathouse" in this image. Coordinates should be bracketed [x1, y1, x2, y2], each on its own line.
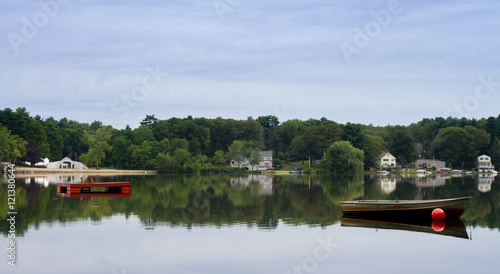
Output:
[47, 157, 88, 170]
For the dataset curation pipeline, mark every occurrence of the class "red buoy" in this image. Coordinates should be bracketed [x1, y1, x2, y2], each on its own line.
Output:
[432, 220, 445, 232]
[432, 208, 445, 220]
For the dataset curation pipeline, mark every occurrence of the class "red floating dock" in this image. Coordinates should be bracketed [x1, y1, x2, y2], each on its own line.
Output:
[57, 177, 131, 196]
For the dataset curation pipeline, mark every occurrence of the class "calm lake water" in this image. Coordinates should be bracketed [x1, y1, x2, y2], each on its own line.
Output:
[1, 173, 499, 274]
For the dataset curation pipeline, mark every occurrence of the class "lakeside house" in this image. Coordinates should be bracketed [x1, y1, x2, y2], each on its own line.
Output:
[377, 152, 397, 169]
[46, 157, 88, 170]
[230, 151, 273, 171]
[412, 158, 446, 169]
[477, 154, 496, 173]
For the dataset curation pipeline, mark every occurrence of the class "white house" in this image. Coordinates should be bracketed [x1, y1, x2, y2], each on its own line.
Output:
[377, 152, 397, 169]
[230, 151, 273, 171]
[35, 158, 50, 167]
[46, 157, 88, 170]
[477, 154, 496, 173]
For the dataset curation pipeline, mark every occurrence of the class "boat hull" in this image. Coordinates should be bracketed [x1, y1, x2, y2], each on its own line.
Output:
[341, 197, 471, 220]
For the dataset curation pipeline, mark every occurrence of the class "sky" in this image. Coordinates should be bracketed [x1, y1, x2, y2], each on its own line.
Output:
[1, 0, 499, 129]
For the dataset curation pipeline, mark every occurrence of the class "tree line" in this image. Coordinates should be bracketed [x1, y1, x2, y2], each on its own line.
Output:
[1, 107, 499, 172]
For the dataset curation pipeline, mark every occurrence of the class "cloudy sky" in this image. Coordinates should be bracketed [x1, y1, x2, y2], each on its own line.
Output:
[1, 0, 499, 128]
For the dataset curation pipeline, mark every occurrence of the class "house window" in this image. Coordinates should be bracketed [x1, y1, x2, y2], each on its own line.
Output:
[383, 159, 389, 162]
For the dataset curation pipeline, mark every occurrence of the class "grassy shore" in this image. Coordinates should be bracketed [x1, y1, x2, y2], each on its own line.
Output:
[13, 167, 156, 175]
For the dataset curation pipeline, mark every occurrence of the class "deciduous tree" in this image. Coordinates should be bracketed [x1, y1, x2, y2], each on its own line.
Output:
[388, 125, 418, 167]
[79, 127, 113, 169]
[321, 141, 364, 172]
[0, 126, 27, 163]
[21, 140, 43, 166]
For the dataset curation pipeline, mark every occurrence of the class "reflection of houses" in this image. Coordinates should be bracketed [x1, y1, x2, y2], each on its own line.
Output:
[379, 177, 396, 194]
[24, 175, 89, 186]
[412, 158, 446, 169]
[230, 151, 273, 171]
[412, 176, 447, 189]
[377, 152, 397, 169]
[478, 173, 495, 193]
[24, 177, 50, 187]
[477, 155, 496, 173]
[47, 157, 88, 170]
[230, 175, 273, 195]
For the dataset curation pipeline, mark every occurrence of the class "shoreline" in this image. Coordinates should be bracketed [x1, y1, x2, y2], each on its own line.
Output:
[12, 167, 156, 177]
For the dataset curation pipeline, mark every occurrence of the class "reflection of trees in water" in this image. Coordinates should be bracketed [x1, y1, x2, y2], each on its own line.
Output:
[463, 198, 491, 226]
[319, 173, 365, 204]
[3, 174, 500, 235]
[279, 179, 338, 227]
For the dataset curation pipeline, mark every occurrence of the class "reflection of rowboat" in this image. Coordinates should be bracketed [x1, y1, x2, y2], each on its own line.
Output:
[341, 197, 471, 219]
[341, 216, 469, 239]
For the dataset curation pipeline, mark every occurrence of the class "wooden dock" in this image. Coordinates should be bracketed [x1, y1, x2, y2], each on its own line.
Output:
[57, 177, 131, 195]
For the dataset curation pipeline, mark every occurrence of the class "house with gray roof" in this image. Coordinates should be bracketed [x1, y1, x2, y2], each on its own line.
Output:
[230, 151, 273, 171]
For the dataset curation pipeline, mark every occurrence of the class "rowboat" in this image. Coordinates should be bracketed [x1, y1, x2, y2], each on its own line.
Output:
[341, 196, 471, 220]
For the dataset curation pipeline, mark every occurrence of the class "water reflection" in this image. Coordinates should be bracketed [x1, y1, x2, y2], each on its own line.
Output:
[478, 173, 496, 193]
[380, 177, 396, 194]
[230, 175, 273, 196]
[341, 216, 469, 239]
[22, 174, 91, 186]
[1, 174, 498, 236]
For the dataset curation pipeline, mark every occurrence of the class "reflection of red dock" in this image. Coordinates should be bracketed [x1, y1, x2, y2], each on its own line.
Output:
[56, 192, 131, 199]
[56, 177, 131, 197]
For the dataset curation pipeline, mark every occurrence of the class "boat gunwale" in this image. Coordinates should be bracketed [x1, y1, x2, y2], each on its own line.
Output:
[340, 197, 471, 215]
[341, 196, 471, 206]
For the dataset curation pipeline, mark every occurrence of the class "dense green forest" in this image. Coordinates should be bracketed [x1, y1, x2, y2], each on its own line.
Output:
[1, 107, 500, 172]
